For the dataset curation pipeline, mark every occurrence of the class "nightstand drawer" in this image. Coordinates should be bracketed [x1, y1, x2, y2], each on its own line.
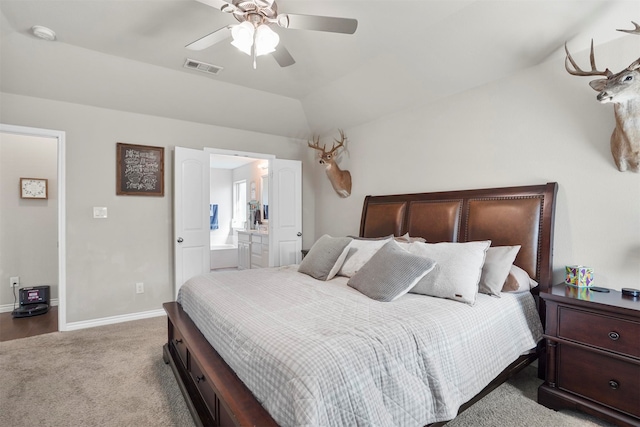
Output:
[558, 307, 640, 358]
[558, 344, 640, 417]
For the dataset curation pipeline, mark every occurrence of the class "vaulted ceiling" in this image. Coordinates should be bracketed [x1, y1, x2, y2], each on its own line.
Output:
[1, 0, 637, 137]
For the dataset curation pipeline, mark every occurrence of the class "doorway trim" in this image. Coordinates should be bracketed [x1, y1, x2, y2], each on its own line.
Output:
[204, 147, 275, 161]
[0, 124, 67, 331]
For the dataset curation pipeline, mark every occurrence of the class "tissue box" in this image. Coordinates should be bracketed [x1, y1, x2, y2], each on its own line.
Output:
[565, 265, 594, 287]
[565, 285, 590, 300]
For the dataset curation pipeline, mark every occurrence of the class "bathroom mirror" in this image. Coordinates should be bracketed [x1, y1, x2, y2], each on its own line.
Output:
[261, 174, 269, 220]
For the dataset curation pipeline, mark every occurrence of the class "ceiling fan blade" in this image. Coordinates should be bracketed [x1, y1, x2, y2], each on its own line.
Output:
[194, 0, 237, 13]
[185, 26, 231, 51]
[272, 45, 296, 67]
[277, 14, 357, 34]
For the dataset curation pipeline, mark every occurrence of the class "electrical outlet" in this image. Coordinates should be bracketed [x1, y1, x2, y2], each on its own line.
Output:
[136, 282, 144, 294]
[10, 276, 19, 288]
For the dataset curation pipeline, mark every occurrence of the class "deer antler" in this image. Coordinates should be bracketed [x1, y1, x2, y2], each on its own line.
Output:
[329, 129, 347, 156]
[565, 40, 613, 78]
[617, 21, 640, 35]
[308, 131, 348, 156]
[307, 135, 327, 153]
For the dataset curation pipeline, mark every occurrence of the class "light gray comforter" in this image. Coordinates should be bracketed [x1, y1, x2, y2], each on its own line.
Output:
[178, 266, 542, 426]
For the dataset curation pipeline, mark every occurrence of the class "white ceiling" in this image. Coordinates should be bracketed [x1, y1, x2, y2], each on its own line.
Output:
[1, 0, 637, 137]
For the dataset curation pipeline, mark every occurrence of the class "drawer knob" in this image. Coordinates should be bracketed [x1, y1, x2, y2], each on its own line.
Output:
[609, 380, 619, 390]
[196, 375, 205, 384]
[174, 338, 183, 345]
[608, 331, 620, 341]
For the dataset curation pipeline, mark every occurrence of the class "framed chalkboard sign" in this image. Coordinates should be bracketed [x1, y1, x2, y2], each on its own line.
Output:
[116, 142, 164, 196]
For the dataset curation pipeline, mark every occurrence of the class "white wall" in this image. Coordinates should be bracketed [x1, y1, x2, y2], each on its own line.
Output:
[312, 36, 640, 291]
[0, 133, 58, 306]
[0, 92, 315, 323]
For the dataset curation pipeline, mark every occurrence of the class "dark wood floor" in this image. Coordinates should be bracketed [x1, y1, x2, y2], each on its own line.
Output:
[0, 306, 58, 342]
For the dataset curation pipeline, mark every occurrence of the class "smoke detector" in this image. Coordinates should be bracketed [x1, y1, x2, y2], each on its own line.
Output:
[183, 58, 223, 76]
[31, 25, 56, 41]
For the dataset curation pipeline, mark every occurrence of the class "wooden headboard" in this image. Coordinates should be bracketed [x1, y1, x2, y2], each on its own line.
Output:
[359, 182, 558, 294]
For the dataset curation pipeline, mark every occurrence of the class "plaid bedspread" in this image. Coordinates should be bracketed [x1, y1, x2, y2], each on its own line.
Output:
[178, 266, 542, 426]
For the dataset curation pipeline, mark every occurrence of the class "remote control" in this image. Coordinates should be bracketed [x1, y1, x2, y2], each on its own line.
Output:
[622, 288, 640, 297]
[589, 287, 610, 293]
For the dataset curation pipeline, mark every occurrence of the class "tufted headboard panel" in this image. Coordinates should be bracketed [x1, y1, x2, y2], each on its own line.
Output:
[359, 183, 558, 293]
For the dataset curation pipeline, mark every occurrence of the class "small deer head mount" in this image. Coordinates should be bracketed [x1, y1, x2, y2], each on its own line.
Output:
[565, 21, 640, 172]
[308, 130, 352, 198]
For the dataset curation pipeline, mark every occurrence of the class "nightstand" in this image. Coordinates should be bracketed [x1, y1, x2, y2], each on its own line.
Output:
[538, 285, 640, 427]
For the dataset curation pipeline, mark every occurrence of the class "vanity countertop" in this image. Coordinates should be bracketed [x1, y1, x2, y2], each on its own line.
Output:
[237, 229, 268, 235]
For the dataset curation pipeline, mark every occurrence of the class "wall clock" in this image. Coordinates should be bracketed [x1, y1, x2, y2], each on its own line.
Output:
[20, 178, 48, 199]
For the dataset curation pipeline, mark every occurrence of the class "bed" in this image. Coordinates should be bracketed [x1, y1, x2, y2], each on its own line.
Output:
[163, 182, 558, 427]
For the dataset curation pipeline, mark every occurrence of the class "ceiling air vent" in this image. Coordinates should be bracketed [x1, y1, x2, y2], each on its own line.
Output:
[183, 58, 223, 75]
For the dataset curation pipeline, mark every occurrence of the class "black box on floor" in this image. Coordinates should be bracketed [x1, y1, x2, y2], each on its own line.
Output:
[12, 285, 50, 318]
[19, 285, 50, 305]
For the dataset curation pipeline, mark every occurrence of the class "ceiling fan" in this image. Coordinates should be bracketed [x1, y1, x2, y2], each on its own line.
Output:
[186, 0, 358, 69]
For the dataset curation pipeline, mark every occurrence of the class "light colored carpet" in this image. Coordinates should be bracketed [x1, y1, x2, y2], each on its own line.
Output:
[446, 364, 614, 427]
[1, 316, 194, 427]
[0, 316, 615, 427]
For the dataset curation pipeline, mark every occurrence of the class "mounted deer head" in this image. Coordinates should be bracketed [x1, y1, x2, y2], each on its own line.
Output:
[565, 22, 640, 172]
[308, 130, 352, 198]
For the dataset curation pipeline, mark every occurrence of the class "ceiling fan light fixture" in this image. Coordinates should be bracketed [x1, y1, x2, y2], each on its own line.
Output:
[231, 21, 279, 57]
[231, 21, 255, 55]
[190, 0, 357, 69]
[254, 24, 279, 56]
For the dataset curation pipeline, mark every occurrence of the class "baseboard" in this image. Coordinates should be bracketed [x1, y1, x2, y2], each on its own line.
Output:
[64, 308, 166, 331]
[1, 300, 166, 331]
[0, 298, 59, 313]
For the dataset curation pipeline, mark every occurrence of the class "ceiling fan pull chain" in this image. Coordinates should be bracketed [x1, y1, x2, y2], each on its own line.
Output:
[252, 28, 258, 69]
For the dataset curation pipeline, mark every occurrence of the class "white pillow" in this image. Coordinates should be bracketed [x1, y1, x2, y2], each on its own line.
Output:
[502, 264, 539, 293]
[407, 240, 491, 305]
[478, 245, 521, 297]
[338, 237, 393, 278]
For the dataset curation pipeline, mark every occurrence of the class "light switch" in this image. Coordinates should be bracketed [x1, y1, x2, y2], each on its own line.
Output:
[93, 207, 108, 219]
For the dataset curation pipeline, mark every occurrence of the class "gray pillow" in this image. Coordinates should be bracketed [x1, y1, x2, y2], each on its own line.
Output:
[338, 237, 393, 278]
[298, 235, 352, 281]
[347, 240, 437, 302]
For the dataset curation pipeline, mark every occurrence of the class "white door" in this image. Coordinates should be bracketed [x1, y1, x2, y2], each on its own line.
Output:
[269, 159, 302, 266]
[174, 147, 210, 299]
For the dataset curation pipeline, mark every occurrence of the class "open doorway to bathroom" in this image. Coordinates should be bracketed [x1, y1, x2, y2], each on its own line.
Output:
[209, 153, 269, 270]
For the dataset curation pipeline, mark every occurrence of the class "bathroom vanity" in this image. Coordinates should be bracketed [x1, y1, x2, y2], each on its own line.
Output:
[237, 231, 269, 269]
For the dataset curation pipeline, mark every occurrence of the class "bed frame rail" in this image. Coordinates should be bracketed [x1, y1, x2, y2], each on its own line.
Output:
[163, 301, 278, 427]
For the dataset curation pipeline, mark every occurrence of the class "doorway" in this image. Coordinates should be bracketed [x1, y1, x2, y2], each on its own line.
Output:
[0, 124, 67, 332]
[209, 154, 267, 269]
[173, 146, 301, 297]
